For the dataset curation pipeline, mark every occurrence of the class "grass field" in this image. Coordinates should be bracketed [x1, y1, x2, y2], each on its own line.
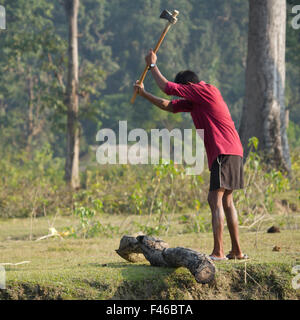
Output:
[0, 213, 300, 300]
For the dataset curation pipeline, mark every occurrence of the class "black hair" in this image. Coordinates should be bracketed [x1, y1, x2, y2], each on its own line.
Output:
[174, 70, 199, 85]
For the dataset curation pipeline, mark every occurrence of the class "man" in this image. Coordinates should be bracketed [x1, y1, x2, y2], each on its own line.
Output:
[133, 49, 248, 261]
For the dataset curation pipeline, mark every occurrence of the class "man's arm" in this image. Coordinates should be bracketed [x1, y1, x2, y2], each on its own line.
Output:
[133, 81, 194, 114]
[146, 49, 168, 92]
[150, 65, 168, 92]
[134, 81, 173, 112]
[141, 90, 173, 112]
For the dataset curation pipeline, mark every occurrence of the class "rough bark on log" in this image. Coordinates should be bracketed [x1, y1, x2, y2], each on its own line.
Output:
[162, 247, 215, 284]
[116, 235, 215, 284]
[136, 235, 169, 267]
[115, 235, 145, 263]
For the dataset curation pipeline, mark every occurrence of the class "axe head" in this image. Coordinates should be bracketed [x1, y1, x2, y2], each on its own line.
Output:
[160, 9, 179, 24]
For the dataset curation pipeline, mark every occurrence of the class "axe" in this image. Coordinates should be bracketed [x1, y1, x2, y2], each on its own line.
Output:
[130, 9, 179, 104]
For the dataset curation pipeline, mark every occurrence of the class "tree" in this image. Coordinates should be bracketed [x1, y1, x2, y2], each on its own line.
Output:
[0, 0, 62, 153]
[64, 0, 80, 189]
[239, 0, 291, 172]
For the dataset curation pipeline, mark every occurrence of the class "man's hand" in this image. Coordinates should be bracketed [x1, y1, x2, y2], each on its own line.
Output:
[133, 80, 172, 112]
[134, 81, 145, 96]
[145, 49, 157, 66]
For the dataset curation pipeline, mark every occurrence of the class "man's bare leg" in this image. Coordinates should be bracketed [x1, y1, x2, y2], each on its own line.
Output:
[222, 190, 243, 258]
[208, 188, 226, 258]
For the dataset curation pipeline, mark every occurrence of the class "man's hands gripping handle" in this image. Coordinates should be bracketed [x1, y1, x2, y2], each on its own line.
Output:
[130, 50, 158, 104]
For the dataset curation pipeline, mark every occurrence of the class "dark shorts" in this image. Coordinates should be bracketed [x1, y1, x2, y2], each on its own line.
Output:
[209, 154, 244, 191]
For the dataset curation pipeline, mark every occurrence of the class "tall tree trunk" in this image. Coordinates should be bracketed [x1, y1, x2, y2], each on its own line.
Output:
[64, 0, 80, 189]
[239, 0, 291, 173]
[26, 72, 34, 154]
[26, 72, 44, 154]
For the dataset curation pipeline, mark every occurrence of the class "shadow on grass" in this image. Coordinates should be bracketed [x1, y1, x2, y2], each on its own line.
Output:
[88, 261, 176, 278]
[86, 261, 177, 299]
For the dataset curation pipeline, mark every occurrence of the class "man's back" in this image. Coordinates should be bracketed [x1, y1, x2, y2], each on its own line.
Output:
[164, 81, 243, 170]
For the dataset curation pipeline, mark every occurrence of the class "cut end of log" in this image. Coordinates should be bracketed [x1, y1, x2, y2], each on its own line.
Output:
[115, 249, 145, 263]
[193, 261, 216, 284]
[115, 235, 145, 263]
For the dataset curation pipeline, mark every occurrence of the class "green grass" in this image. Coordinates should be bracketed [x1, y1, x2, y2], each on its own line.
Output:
[0, 214, 300, 300]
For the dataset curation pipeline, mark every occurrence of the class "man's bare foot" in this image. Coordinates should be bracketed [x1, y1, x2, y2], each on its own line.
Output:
[209, 252, 227, 260]
[226, 251, 249, 260]
[209, 254, 228, 261]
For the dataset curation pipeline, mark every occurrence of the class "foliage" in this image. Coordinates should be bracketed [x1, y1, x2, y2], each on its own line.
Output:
[286, 0, 300, 128]
[0, 0, 299, 236]
[1, 0, 299, 155]
[1, 136, 298, 240]
[235, 137, 291, 227]
[0, 145, 68, 218]
[288, 121, 300, 148]
[67, 195, 119, 238]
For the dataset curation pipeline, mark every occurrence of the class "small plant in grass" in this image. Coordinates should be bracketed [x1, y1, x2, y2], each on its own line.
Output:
[132, 221, 167, 236]
[64, 197, 121, 238]
[130, 184, 146, 215]
[179, 200, 211, 234]
[290, 150, 300, 190]
[264, 170, 290, 212]
[151, 159, 183, 216]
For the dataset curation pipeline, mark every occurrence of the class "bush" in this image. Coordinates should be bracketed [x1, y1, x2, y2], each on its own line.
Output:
[0, 138, 299, 238]
[0, 144, 70, 218]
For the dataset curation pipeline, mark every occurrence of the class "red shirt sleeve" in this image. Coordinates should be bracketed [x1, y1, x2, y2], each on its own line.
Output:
[171, 99, 193, 113]
[164, 81, 200, 104]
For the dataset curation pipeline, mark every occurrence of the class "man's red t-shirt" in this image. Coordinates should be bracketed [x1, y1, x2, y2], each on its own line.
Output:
[164, 81, 243, 170]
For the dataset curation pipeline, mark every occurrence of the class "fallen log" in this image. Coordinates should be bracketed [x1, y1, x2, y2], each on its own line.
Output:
[116, 235, 215, 284]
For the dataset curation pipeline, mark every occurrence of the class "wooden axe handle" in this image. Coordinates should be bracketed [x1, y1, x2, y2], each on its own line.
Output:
[130, 11, 179, 104]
